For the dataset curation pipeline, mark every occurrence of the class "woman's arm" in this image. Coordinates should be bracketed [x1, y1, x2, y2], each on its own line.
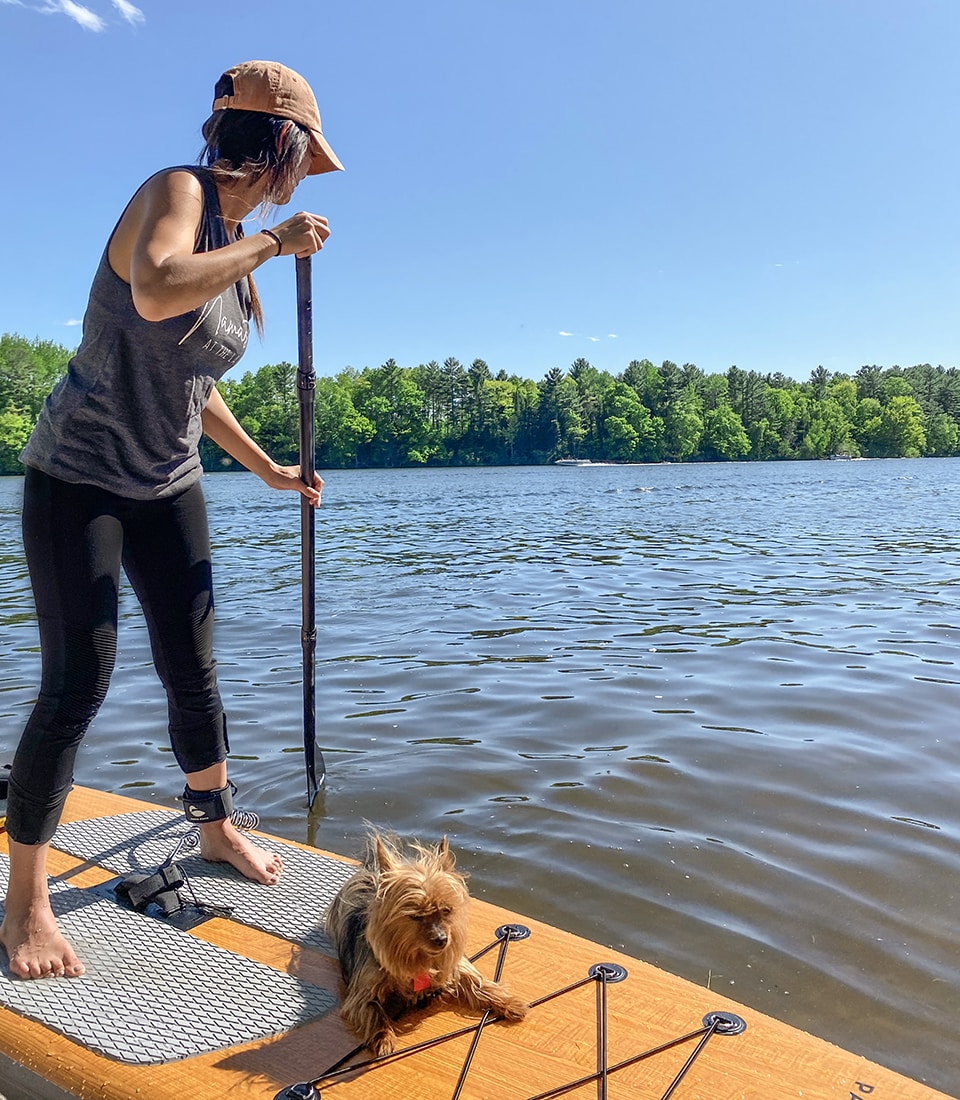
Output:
[108, 170, 330, 322]
[201, 385, 322, 504]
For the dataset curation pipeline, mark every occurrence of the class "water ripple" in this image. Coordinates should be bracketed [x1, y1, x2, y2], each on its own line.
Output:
[2, 460, 959, 1094]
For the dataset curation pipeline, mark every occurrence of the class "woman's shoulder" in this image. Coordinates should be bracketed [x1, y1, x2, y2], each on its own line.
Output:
[135, 166, 207, 203]
[117, 168, 210, 234]
[107, 167, 210, 285]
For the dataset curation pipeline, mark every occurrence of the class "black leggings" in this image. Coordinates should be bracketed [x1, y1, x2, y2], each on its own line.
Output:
[8, 467, 228, 845]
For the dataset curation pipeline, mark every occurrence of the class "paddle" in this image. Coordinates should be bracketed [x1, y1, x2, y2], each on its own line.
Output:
[296, 255, 325, 808]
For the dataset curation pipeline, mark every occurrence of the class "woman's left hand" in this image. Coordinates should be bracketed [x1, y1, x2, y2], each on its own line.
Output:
[265, 464, 324, 506]
[200, 389, 324, 504]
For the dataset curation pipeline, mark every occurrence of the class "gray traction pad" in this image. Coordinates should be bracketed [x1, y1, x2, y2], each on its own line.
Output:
[51, 810, 357, 950]
[0, 857, 338, 1064]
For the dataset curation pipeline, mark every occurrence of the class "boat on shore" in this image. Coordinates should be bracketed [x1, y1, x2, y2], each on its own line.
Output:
[0, 784, 950, 1099]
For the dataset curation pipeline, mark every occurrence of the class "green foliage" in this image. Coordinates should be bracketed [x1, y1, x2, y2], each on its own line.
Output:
[702, 404, 751, 460]
[0, 333, 72, 472]
[3, 332, 960, 472]
[0, 407, 34, 474]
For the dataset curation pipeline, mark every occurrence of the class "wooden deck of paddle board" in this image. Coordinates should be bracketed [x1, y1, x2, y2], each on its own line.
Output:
[0, 785, 948, 1100]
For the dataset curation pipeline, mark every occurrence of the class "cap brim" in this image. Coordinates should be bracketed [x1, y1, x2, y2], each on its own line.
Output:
[308, 130, 344, 175]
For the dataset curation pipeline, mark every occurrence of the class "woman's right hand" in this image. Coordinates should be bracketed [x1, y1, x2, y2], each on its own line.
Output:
[268, 212, 331, 258]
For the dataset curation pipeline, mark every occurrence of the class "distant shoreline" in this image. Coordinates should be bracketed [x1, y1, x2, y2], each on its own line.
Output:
[1, 452, 949, 481]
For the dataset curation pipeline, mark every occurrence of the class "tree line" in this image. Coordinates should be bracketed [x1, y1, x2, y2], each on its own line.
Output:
[2, 331, 959, 474]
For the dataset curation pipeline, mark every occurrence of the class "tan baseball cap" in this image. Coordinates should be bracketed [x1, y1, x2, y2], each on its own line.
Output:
[212, 60, 344, 175]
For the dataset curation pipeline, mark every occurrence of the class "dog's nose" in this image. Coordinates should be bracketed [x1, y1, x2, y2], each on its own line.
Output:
[429, 925, 448, 948]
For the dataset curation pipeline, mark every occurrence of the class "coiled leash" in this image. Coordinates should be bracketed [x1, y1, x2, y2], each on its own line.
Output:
[115, 782, 258, 921]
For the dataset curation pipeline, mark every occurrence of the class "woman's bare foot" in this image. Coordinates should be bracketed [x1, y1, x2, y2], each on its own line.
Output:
[198, 818, 283, 885]
[0, 900, 85, 979]
[1, 840, 85, 979]
[183, 766, 282, 885]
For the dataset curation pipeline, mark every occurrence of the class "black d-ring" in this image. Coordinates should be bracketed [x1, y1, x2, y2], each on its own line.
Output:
[703, 1011, 747, 1035]
[589, 962, 629, 983]
[496, 923, 531, 941]
[273, 1083, 321, 1100]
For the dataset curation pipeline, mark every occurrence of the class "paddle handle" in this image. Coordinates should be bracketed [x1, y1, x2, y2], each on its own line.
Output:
[296, 256, 317, 488]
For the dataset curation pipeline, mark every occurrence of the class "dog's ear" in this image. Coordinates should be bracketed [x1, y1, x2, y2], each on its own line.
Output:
[436, 835, 457, 871]
[374, 834, 399, 873]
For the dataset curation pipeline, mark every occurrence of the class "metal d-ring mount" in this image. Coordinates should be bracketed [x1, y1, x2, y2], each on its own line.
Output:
[496, 922, 532, 941]
[703, 1011, 747, 1035]
[273, 1082, 321, 1100]
[589, 962, 629, 983]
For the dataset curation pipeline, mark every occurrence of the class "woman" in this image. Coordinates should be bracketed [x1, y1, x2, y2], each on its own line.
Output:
[0, 61, 342, 980]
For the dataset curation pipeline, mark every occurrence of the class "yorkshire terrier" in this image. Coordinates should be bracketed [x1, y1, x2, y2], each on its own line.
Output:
[325, 831, 528, 1056]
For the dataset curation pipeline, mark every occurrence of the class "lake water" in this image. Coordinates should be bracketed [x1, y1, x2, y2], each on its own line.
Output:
[1, 459, 959, 1095]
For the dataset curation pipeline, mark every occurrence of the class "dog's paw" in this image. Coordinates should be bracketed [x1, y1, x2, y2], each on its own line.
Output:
[496, 992, 528, 1022]
[372, 1027, 396, 1057]
[473, 982, 528, 1023]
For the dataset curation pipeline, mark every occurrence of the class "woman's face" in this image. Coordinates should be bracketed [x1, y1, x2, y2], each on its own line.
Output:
[276, 149, 311, 205]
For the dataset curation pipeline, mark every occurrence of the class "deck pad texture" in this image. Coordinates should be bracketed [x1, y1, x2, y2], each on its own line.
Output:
[52, 809, 355, 950]
[0, 856, 337, 1064]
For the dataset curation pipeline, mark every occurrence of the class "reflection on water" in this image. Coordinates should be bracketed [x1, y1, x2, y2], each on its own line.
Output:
[2, 459, 959, 1095]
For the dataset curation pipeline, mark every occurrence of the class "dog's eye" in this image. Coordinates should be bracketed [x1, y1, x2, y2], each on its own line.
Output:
[409, 914, 424, 922]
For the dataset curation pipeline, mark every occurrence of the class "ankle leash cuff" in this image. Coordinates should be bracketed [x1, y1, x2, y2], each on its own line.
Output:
[181, 781, 235, 824]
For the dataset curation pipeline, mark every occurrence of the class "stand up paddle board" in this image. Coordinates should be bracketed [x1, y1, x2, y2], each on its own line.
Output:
[0, 786, 948, 1100]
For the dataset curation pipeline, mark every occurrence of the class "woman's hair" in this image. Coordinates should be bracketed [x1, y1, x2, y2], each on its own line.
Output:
[198, 76, 312, 335]
[199, 107, 311, 214]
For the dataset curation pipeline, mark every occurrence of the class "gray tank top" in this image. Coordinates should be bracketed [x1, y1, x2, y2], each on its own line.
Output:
[21, 166, 251, 499]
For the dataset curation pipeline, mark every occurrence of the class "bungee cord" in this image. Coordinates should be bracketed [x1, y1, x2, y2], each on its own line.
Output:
[274, 924, 747, 1100]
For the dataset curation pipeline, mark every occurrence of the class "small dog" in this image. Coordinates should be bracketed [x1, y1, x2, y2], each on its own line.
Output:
[325, 831, 527, 1056]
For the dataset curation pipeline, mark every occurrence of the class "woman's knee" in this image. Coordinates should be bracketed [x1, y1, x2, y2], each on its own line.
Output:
[38, 621, 117, 727]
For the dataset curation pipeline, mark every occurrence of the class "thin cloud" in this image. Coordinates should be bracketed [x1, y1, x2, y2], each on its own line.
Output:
[40, 0, 106, 30]
[64, 318, 82, 326]
[111, 0, 143, 23]
[560, 330, 618, 342]
[31, 0, 145, 29]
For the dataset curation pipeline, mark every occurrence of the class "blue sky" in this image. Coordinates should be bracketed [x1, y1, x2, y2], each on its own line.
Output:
[2, 0, 958, 383]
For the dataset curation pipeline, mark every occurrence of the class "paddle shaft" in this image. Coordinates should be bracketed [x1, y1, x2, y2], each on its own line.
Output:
[296, 255, 324, 805]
